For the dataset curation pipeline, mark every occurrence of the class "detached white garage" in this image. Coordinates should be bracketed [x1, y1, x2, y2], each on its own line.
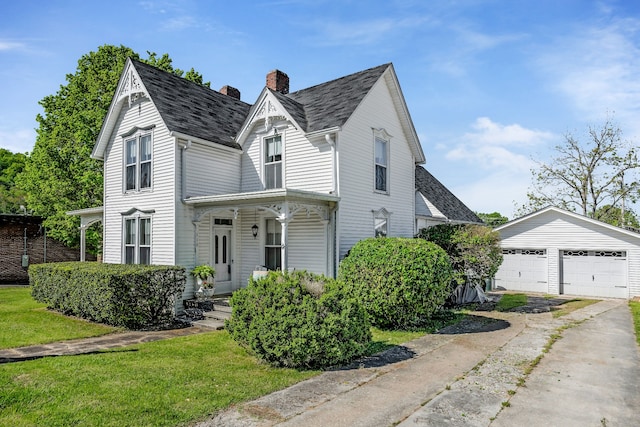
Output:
[493, 206, 640, 299]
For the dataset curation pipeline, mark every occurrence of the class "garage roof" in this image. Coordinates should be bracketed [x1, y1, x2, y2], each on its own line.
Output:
[495, 206, 640, 240]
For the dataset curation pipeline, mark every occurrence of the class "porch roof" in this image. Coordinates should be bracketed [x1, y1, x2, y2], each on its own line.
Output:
[183, 189, 339, 207]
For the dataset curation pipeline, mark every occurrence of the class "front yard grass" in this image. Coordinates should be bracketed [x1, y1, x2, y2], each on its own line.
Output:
[550, 299, 598, 318]
[0, 287, 117, 349]
[0, 331, 318, 426]
[0, 287, 465, 426]
[496, 293, 528, 311]
[630, 301, 640, 345]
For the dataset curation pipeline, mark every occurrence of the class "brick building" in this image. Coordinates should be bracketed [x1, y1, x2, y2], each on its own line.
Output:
[0, 214, 91, 284]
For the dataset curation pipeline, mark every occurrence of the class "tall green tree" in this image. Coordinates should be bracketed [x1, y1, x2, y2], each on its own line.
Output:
[0, 148, 27, 213]
[17, 45, 208, 252]
[476, 212, 509, 227]
[594, 205, 640, 229]
[520, 117, 639, 225]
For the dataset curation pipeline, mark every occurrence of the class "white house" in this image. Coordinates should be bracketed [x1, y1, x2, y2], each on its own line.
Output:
[75, 59, 477, 303]
[494, 206, 640, 299]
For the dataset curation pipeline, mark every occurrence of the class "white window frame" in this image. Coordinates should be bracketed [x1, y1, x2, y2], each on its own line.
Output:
[123, 215, 152, 264]
[373, 128, 391, 194]
[373, 207, 391, 237]
[123, 129, 153, 192]
[264, 218, 282, 270]
[264, 133, 283, 190]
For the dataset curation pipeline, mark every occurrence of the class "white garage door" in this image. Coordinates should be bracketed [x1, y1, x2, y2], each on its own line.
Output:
[561, 250, 628, 298]
[494, 249, 548, 293]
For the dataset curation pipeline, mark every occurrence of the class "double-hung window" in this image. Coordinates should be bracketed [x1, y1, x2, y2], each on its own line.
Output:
[264, 135, 282, 189]
[264, 218, 281, 270]
[124, 216, 151, 264]
[374, 135, 388, 193]
[125, 132, 152, 191]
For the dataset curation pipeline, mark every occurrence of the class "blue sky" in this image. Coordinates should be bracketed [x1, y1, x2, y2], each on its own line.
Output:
[1, 0, 639, 217]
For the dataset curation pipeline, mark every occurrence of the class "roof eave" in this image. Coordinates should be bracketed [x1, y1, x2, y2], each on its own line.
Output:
[495, 206, 640, 239]
[385, 64, 425, 164]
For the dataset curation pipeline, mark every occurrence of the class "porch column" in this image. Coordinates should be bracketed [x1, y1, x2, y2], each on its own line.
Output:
[321, 219, 330, 276]
[79, 226, 87, 262]
[277, 217, 291, 272]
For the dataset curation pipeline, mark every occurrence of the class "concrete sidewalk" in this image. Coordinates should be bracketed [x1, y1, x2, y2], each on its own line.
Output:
[203, 299, 637, 427]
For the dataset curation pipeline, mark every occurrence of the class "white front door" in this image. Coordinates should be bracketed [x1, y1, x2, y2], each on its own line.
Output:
[213, 227, 232, 293]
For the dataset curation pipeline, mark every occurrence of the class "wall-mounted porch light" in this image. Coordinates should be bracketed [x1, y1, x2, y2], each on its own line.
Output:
[252, 208, 259, 239]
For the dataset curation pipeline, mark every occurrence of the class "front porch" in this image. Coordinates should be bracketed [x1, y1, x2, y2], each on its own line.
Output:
[185, 188, 339, 296]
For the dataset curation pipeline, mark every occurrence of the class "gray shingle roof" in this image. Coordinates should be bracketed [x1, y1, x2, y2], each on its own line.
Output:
[286, 63, 391, 132]
[132, 59, 251, 149]
[133, 60, 391, 143]
[415, 166, 481, 224]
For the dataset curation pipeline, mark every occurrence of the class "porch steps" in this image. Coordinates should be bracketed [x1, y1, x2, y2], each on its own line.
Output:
[191, 302, 232, 330]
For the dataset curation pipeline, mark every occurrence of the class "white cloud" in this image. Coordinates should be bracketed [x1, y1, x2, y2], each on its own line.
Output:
[0, 128, 36, 154]
[161, 16, 198, 31]
[307, 16, 432, 47]
[434, 117, 556, 216]
[0, 40, 25, 51]
[443, 117, 554, 172]
[450, 169, 529, 218]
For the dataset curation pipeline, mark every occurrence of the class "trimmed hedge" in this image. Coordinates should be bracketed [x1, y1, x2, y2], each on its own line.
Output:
[29, 262, 185, 329]
[338, 237, 453, 330]
[226, 271, 371, 369]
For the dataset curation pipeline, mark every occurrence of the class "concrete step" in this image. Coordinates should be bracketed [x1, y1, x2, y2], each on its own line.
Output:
[212, 303, 232, 314]
[192, 318, 225, 330]
[204, 309, 231, 321]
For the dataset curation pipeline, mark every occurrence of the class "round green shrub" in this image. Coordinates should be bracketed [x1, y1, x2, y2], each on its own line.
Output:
[226, 271, 371, 369]
[338, 237, 453, 329]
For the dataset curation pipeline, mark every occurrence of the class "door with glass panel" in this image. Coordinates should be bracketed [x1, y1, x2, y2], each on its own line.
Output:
[213, 225, 232, 293]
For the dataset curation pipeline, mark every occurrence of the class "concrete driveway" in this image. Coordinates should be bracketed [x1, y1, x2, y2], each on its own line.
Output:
[490, 302, 640, 427]
[204, 298, 640, 426]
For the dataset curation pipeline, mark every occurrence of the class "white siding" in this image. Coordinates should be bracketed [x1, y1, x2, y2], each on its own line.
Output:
[284, 130, 333, 193]
[186, 143, 241, 197]
[337, 76, 416, 258]
[102, 97, 176, 266]
[241, 134, 263, 192]
[241, 123, 333, 193]
[547, 247, 560, 294]
[239, 208, 262, 287]
[497, 210, 640, 298]
[288, 213, 328, 275]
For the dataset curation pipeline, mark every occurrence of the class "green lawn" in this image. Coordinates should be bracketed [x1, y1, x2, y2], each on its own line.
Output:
[0, 331, 318, 426]
[0, 287, 463, 426]
[550, 299, 598, 318]
[496, 293, 528, 311]
[0, 287, 117, 349]
[630, 301, 640, 345]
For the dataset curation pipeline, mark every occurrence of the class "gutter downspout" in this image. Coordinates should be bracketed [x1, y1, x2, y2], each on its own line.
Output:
[179, 139, 197, 298]
[180, 139, 192, 203]
[325, 132, 340, 278]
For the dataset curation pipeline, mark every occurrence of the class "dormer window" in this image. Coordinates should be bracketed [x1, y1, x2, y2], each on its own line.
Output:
[125, 132, 152, 192]
[264, 135, 282, 189]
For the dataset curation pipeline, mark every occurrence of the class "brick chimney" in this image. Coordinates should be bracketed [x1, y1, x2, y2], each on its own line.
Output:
[266, 70, 289, 94]
[219, 85, 241, 100]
